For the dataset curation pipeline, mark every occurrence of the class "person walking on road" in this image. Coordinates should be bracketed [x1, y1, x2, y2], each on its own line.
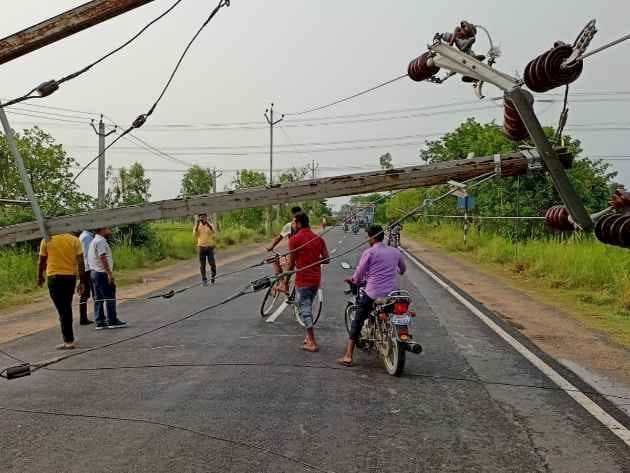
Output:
[88, 227, 127, 330]
[78, 230, 95, 325]
[193, 212, 217, 286]
[37, 233, 88, 349]
[337, 224, 406, 367]
[288, 212, 330, 353]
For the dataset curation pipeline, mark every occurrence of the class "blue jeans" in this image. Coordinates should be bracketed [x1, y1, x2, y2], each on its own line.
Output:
[91, 271, 118, 324]
[296, 287, 318, 329]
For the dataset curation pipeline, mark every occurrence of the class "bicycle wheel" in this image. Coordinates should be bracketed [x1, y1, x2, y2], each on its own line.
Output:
[260, 285, 281, 317]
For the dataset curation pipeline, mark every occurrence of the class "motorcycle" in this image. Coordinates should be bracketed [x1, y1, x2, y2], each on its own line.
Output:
[341, 263, 422, 376]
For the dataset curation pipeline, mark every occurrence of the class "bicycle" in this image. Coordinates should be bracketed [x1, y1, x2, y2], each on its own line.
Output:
[259, 253, 323, 327]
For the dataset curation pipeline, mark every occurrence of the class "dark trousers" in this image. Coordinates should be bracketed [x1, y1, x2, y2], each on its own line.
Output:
[79, 270, 93, 321]
[47, 275, 77, 343]
[198, 246, 216, 281]
[349, 293, 375, 342]
[91, 271, 117, 324]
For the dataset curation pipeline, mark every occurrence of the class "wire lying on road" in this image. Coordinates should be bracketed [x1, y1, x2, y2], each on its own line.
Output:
[0, 405, 335, 473]
[43, 361, 630, 404]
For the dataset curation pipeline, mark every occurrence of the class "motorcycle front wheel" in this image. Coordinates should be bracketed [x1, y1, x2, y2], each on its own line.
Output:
[344, 303, 356, 335]
[383, 333, 406, 376]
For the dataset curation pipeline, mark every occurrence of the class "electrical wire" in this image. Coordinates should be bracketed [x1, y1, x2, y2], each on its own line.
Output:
[285, 73, 409, 117]
[1, 0, 186, 109]
[71, 0, 230, 183]
[574, 32, 630, 62]
[39, 361, 630, 404]
[0, 406, 334, 473]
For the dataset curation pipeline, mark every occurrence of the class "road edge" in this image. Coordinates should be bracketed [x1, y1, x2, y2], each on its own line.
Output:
[401, 246, 630, 447]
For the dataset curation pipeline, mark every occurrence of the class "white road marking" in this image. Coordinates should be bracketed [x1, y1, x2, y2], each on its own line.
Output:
[401, 248, 630, 447]
[265, 301, 288, 323]
[331, 248, 337, 254]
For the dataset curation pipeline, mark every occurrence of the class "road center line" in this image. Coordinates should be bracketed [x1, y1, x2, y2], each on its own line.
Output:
[266, 301, 288, 323]
[401, 248, 630, 447]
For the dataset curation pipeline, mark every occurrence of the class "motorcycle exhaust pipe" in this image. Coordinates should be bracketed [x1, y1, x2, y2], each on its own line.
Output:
[403, 341, 423, 354]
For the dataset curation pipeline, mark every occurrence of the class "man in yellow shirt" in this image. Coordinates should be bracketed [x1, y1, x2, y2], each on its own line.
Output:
[37, 233, 88, 349]
[193, 213, 217, 286]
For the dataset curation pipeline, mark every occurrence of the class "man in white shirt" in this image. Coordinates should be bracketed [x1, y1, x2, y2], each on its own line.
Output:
[266, 206, 302, 252]
[88, 227, 127, 330]
[78, 230, 94, 325]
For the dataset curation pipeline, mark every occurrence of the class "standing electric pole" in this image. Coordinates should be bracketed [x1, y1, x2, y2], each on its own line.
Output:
[264, 103, 284, 186]
[308, 160, 319, 180]
[90, 115, 116, 209]
[209, 167, 222, 229]
[264, 103, 283, 233]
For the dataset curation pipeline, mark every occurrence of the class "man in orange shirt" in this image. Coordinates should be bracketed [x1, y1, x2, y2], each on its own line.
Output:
[38, 233, 88, 349]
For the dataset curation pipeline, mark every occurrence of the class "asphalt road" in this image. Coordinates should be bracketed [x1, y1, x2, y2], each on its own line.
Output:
[1, 228, 629, 473]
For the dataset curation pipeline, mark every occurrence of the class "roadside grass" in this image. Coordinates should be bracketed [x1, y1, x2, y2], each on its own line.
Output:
[404, 221, 630, 347]
[0, 222, 267, 309]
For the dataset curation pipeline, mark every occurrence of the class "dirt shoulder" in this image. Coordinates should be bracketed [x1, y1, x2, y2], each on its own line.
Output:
[402, 237, 630, 390]
[0, 242, 265, 344]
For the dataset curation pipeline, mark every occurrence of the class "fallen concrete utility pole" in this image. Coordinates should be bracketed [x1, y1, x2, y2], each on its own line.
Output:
[0, 0, 154, 66]
[0, 150, 545, 246]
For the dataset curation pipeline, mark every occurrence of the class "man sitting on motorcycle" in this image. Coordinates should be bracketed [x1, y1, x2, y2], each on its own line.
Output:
[337, 224, 406, 367]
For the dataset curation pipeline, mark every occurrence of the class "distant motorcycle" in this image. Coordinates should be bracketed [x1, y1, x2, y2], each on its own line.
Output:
[343, 278, 422, 376]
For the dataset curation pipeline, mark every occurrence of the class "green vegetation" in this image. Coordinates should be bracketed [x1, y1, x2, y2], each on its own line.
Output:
[404, 220, 630, 345]
[0, 222, 267, 308]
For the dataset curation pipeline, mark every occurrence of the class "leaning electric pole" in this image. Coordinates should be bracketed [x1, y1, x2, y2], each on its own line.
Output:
[90, 115, 116, 209]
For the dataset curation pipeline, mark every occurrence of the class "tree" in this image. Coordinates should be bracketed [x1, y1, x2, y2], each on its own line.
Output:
[180, 165, 212, 197]
[0, 127, 93, 223]
[232, 169, 267, 189]
[379, 152, 393, 170]
[107, 162, 151, 206]
[411, 118, 617, 238]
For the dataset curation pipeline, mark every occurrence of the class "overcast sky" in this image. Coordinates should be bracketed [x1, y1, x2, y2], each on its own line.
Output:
[1, 0, 629, 209]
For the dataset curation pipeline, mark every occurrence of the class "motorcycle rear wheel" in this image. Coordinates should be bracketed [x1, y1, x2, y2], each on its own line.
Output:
[383, 333, 406, 376]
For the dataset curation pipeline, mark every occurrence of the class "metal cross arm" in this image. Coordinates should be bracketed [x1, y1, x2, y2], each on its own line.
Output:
[428, 42, 520, 92]
[416, 41, 593, 231]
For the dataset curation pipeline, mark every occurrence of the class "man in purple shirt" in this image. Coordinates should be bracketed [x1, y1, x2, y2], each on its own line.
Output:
[338, 224, 406, 367]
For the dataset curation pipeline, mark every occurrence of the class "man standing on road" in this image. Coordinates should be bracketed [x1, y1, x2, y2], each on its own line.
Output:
[88, 227, 127, 330]
[267, 206, 302, 252]
[193, 212, 217, 287]
[78, 229, 94, 325]
[37, 233, 88, 349]
[288, 212, 330, 353]
[337, 224, 406, 367]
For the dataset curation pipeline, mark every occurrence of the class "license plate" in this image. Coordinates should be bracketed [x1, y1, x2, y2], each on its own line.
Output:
[392, 315, 411, 325]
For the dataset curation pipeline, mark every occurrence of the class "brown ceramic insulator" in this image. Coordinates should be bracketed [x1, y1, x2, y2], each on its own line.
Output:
[503, 91, 534, 141]
[545, 205, 573, 231]
[408, 52, 440, 82]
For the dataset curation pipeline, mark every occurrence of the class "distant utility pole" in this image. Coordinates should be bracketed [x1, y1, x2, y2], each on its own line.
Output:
[209, 167, 222, 228]
[308, 160, 319, 180]
[264, 103, 283, 233]
[90, 115, 117, 209]
[264, 103, 284, 186]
